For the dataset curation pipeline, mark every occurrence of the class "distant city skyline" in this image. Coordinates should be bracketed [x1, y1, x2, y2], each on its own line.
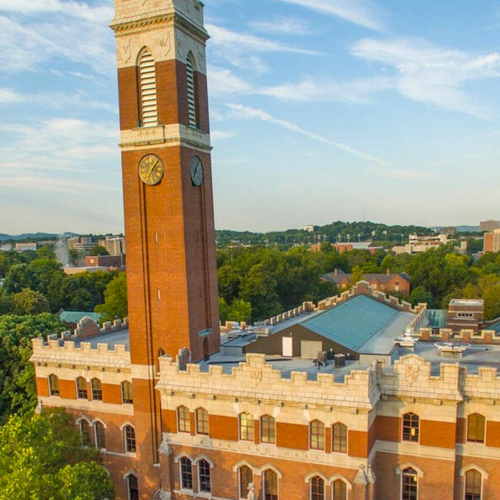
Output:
[0, 0, 499, 233]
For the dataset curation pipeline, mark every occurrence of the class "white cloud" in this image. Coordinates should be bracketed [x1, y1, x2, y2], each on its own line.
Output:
[207, 23, 319, 57]
[208, 66, 253, 96]
[226, 103, 391, 166]
[249, 17, 311, 35]
[376, 168, 430, 180]
[211, 130, 237, 141]
[259, 76, 391, 103]
[0, 88, 23, 103]
[353, 37, 500, 116]
[274, 0, 384, 31]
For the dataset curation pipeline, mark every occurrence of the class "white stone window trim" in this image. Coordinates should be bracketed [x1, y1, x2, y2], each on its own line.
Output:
[232, 460, 260, 476]
[309, 419, 326, 452]
[260, 464, 283, 480]
[304, 471, 328, 483]
[328, 474, 352, 489]
[395, 463, 424, 478]
[459, 464, 488, 479]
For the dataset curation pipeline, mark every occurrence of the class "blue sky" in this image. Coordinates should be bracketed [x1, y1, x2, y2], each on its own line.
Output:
[0, 0, 499, 234]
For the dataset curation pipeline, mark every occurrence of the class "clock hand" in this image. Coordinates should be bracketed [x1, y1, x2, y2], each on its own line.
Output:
[147, 160, 159, 179]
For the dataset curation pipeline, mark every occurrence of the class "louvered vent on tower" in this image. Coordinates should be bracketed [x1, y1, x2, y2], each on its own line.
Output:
[186, 53, 197, 128]
[139, 49, 158, 127]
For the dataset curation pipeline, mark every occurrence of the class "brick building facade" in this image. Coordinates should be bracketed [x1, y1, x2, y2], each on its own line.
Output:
[30, 1, 500, 500]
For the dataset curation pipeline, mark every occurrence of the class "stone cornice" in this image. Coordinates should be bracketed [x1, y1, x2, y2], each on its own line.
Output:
[110, 12, 209, 43]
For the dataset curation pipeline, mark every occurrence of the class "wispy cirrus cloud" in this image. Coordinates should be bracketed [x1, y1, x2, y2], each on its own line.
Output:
[0, 88, 23, 103]
[248, 17, 311, 35]
[226, 103, 391, 166]
[208, 66, 253, 96]
[273, 0, 384, 31]
[353, 37, 500, 117]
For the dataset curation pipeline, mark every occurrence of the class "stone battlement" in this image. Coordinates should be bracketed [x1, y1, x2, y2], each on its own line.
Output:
[417, 327, 500, 344]
[47, 316, 129, 343]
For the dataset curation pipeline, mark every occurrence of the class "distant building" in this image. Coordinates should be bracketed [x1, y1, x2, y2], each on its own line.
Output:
[323, 268, 411, 295]
[393, 233, 448, 254]
[479, 220, 500, 232]
[85, 255, 124, 269]
[440, 226, 456, 236]
[99, 235, 126, 256]
[15, 242, 37, 252]
[63, 266, 109, 275]
[66, 236, 95, 252]
[310, 241, 382, 254]
[303, 225, 315, 232]
[484, 229, 500, 253]
[446, 299, 484, 334]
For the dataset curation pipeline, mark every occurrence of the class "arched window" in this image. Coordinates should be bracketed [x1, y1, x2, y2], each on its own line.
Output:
[239, 412, 254, 441]
[467, 414, 485, 443]
[127, 474, 139, 500]
[310, 476, 324, 500]
[465, 469, 482, 500]
[186, 52, 198, 128]
[177, 406, 191, 433]
[332, 423, 348, 453]
[198, 459, 211, 493]
[401, 468, 418, 500]
[139, 48, 158, 127]
[76, 377, 87, 399]
[180, 456, 193, 490]
[310, 420, 325, 450]
[263, 469, 278, 500]
[332, 479, 347, 500]
[124, 425, 136, 453]
[48, 374, 59, 397]
[261, 415, 276, 444]
[402, 413, 419, 442]
[239, 466, 253, 499]
[91, 378, 102, 401]
[79, 419, 92, 445]
[94, 421, 106, 449]
[121, 381, 133, 404]
[196, 408, 209, 435]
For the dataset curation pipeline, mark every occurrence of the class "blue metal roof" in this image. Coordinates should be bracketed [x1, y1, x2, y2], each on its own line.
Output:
[59, 310, 101, 324]
[488, 320, 500, 334]
[300, 294, 404, 351]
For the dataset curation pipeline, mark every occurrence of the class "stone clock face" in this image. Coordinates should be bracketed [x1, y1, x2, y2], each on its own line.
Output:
[139, 154, 164, 186]
[190, 156, 204, 187]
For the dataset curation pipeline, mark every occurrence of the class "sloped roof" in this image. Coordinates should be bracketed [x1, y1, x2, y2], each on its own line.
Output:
[300, 294, 414, 352]
[59, 310, 101, 324]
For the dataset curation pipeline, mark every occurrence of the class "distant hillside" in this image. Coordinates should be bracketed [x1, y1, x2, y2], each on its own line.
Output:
[0, 232, 78, 242]
[431, 226, 480, 233]
[216, 221, 434, 248]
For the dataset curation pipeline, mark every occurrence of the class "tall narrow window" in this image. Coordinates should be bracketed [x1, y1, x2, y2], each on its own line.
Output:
[465, 469, 482, 500]
[124, 425, 136, 453]
[122, 381, 133, 404]
[186, 52, 197, 128]
[310, 476, 324, 500]
[332, 423, 348, 453]
[91, 378, 102, 401]
[128, 474, 139, 500]
[261, 415, 276, 444]
[48, 374, 60, 397]
[467, 414, 485, 443]
[198, 459, 211, 493]
[332, 480, 347, 500]
[196, 408, 209, 435]
[401, 468, 418, 500]
[76, 377, 87, 399]
[80, 420, 92, 445]
[94, 421, 106, 449]
[239, 412, 254, 441]
[263, 469, 278, 500]
[239, 466, 253, 499]
[139, 49, 158, 127]
[310, 420, 325, 450]
[180, 457, 193, 490]
[402, 413, 419, 442]
[177, 406, 191, 433]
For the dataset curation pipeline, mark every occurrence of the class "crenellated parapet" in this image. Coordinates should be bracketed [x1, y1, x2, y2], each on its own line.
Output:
[157, 353, 379, 411]
[417, 327, 500, 344]
[48, 317, 130, 343]
[30, 337, 131, 371]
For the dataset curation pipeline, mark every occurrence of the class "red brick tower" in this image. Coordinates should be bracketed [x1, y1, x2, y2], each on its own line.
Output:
[110, 0, 220, 496]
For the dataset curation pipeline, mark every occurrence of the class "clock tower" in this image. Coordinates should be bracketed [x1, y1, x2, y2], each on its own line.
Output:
[110, 0, 220, 495]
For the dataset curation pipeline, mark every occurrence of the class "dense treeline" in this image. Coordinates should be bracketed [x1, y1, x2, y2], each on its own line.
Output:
[216, 220, 437, 248]
[217, 244, 500, 322]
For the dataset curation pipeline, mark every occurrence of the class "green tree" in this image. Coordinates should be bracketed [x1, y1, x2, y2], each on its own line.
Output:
[228, 299, 252, 323]
[95, 273, 128, 322]
[89, 245, 110, 256]
[408, 286, 433, 307]
[0, 314, 65, 423]
[4, 263, 41, 294]
[0, 409, 115, 500]
[13, 288, 50, 315]
[350, 265, 364, 286]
